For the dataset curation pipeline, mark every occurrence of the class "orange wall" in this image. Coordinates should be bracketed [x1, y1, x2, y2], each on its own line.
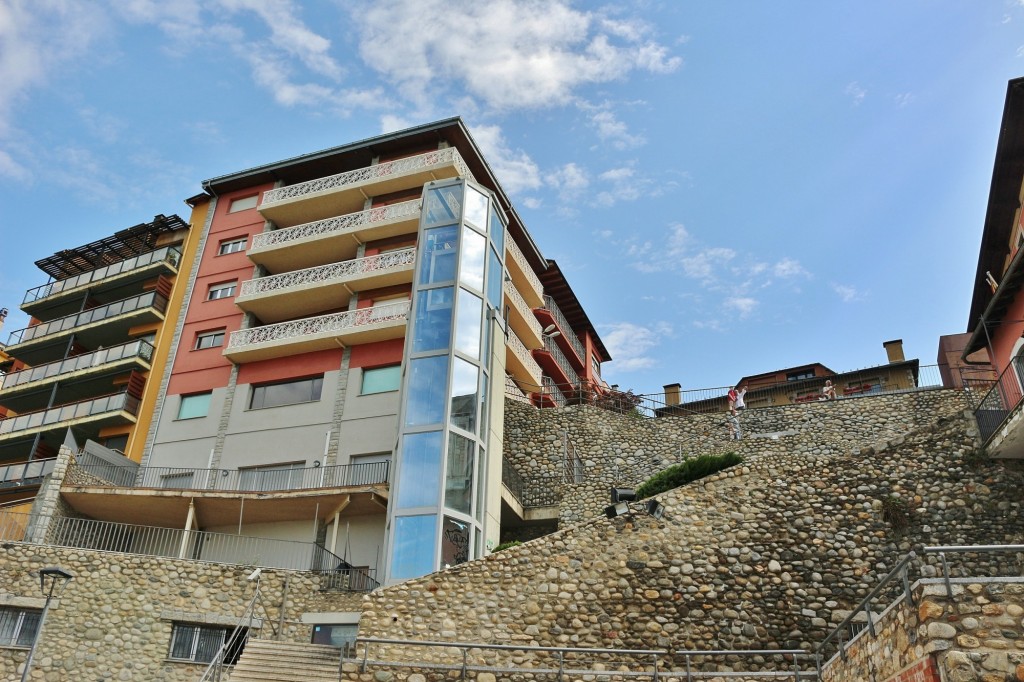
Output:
[350, 338, 404, 369]
[989, 286, 1024, 376]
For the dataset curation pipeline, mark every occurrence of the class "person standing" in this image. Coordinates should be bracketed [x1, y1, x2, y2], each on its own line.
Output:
[735, 384, 748, 411]
[726, 404, 742, 440]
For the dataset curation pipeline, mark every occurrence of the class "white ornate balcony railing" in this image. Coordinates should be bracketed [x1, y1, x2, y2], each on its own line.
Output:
[250, 200, 422, 250]
[240, 249, 416, 297]
[23, 246, 181, 305]
[543, 295, 586, 364]
[226, 301, 410, 350]
[505, 281, 543, 342]
[261, 148, 474, 205]
[505, 375, 531, 405]
[506, 237, 543, 299]
[508, 329, 542, 382]
[0, 340, 154, 392]
[543, 334, 580, 387]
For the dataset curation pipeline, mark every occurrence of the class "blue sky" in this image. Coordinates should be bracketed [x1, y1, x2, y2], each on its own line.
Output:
[1, 1, 1022, 396]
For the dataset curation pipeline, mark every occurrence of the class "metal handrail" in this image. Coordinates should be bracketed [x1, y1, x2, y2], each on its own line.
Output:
[23, 245, 181, 305]
[0, 340, 154, 391]
[0, 391, 140, 437]
[198, 580, 271, 682]
[971, 359, 1024, 442]
[542, 336, 580, 387]
[7, 291, 168, 346]
[543, 295, 586, 365]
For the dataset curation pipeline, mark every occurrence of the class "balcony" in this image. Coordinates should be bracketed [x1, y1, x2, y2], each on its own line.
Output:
[504, 281, 543, 350]
[248, 200, 422, 273]
[224, 301, 410, 363]
[236, 249, 416, 324]
[0, 458, 56, 489]
[533, 335, 580, 396]
[506, 238, 544, 308]
[0, 391, 139, 442]
[22, 246, 181, 320]
[534, 295, 586, 370]
[506, 329, 543, 390]
[258, 148, 473, 228]
[5, 291, 168, 366]
[0, 341, 154, 413]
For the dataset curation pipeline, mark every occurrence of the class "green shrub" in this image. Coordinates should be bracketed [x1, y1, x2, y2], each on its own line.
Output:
[492, 540, 522, 553]
[635, 452, 743, 499]
[880, 495, 911, 534]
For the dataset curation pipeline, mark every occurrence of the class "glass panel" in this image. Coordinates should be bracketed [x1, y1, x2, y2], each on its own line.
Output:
[361, 365, 402, 394]
[464, 186, 488, 231]
[170, 625, 198, 660]
[251, 376, 323, 409]
[15, 612, 37, 647]
[486, 247, 502, 311]
[177, 393, 211, 420]
[195, 627, 226, 663]
[440, 516, 470, 568]
[419, 225, 459, 285]
[405, 356, 449, 426]
[444, 433, 474, 515]
[412, 287, 453, 353]
[449, 358, 478, 433]
[423, 185, 463, 227]
[396, 431, 442, 508]
[478, 375, 488, 438]
[391, 514, 437, 580]
[475, 527, 482, 560]
[454, 289, 483, 359]
[475, 447, 486, 522]
[459, 227, 486, 292]
[488, 203, 505, 252]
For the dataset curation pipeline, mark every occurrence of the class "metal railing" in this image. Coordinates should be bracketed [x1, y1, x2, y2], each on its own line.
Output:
[261, 147, 473, 205]
[542, 335, 580, 387]
[198, 582, 267, 682]
[542, 376, 568, 407]
[504, 375, 531, 405]
[22, 245, 181, 305]
[563, 432, 584, 483]
[0, 340, 155, 391]
[75, 460, 390, 492]
[238, 248, 415, 297]
[7, 291, 169, 346]
[0, 458, 56, 488]
[816, 544, 1024, 675]
[505, 237, 544, 301]
[352, 637, 814, 681]
[543, 295, 586, 365]
[313, 566, 380, 592]
[226, 301, 409, 350]
[250, 200, 422, 249]
[501, 457, 525, 504]
[0, 391, 140, 437]
[0, 510, 368, 578]
[972, 359, 1024, 442]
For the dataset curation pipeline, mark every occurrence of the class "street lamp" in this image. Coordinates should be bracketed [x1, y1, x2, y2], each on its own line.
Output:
[20, 567, 73, 682]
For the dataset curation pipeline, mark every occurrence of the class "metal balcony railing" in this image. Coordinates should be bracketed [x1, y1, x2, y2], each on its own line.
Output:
[501, 457, 525, 504]
[22, 246, 181, 306]
[505, 238, 543, 299]
[250, 200, 422, 249]
[7, 291, 168, 346]
[239, 249, 415, 297]
[505, 375, 531, 405]
[0, 458, 56, 488]
[76, 460, 390, 492]
[507, 329, 542, 382]
[226, 301, 410, 350]
[542, 295, 585, 364]
[542, 335, 580, 387]
[0, 510, 374, 582]
[261, 148, 473, 205]
[504, 281, 543, 340]
[0, 392, 140, 437]
[542, 376, 567, 407]
[0, 340, 155, 392]
[972, 360, 1024, 442]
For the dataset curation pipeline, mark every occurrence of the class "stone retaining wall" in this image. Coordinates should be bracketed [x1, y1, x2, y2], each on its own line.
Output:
[358, 409, 1021, 677]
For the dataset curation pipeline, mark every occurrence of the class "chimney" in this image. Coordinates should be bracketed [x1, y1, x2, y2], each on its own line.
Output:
[0, 308, 7, 335]
[883, 339, 905, 363]
[663, 383, 681, 406]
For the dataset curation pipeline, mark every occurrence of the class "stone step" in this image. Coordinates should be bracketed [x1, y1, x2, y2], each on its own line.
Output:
[229, 639, 342, 682]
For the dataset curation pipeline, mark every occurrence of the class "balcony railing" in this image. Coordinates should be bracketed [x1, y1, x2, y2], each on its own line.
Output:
[507, 330, 543, 384]
[239, 249, 415, 297]
[505, 376, 531, 405]
[76, 460, 390, 492]
[226, 301, 410, 351]
[973, 361, 1024, 443]
[0, 340, 155, 392]
[22, 246, 181, 306]
[505, 238, 543, 303]
[261, 148, 473, 205]
[542, 376, 567, 407]
[7, 291, 168, 346]
[250, 200, 422, 250]
[542, 295, 586, 364]
[0, 511, 374, 585]
[0, 458, 56, 488]
[0, 391, 140, 437]
[505, 281, 543, 342]
[541, 334, 580, 387]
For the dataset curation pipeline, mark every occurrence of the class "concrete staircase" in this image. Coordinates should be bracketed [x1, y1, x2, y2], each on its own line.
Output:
[229, 639, 341, 681]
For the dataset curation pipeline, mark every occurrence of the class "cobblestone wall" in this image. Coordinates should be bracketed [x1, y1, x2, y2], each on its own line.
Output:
[359, 408, 1022, 677]
[502, 388, 970, 525]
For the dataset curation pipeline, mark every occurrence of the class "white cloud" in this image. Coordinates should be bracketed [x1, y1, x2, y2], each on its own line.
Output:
[548, 162, 590, 200]
[596, 163, 665, 206]
[894, 92, 914, 108]
[724, 296, 757, 318]
[845, 81, 867, 106]
[831, 283, 862, 302]
[586, 108, 645, 149]
[0, 148, 30, 181]
[352, 0, 680, 112]
[772, 258, 809, 278]
[600, 321, 672, 372]
[469, 123, 542, 194]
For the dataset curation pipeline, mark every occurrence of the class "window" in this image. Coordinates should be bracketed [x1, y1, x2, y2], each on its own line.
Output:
[169, 623, 247, 664]
[361, 365, 401, 395]
[195, 329, 225, 350]
[102, 434, 129, 452]
[218, 237, 247, 255]
[312, 624, 359, 654]
[207, 282, 237, 301]
[178, 392, 212, 420]
[228, 195, 259, 213]
[0, 607, 41, 647]
[786, 370, 815, 382]
[239, 461, 306, 491]
[250, 376, 323, 410]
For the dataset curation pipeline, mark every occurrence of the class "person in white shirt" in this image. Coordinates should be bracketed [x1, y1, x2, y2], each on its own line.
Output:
[735, 385, 748, 411]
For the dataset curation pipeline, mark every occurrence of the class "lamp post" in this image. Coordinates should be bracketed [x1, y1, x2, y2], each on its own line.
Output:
[20, 566, 73, 682]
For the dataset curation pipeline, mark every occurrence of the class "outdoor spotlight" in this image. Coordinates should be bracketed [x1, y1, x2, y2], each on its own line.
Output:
[604, 501, 631, 518]
[542, 324, 557, 334]
[611, 487, 636, 503]
[645, 499, 666, 520]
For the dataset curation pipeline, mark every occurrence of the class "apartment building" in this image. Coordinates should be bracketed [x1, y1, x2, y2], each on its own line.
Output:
[78, 118, 613, 586]
[0, 215, 197, 511]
